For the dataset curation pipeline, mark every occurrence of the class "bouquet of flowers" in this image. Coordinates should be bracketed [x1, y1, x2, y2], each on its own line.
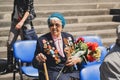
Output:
[63, 37, 101, 72]
[72, 37, 101, 63]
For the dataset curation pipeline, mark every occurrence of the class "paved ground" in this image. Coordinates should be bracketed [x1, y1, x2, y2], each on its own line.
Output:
[0, 72, 19, 80]
[0, 72, 35, 80]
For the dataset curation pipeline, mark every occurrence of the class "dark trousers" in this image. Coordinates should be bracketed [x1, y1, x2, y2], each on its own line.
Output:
[6, 49, 14, 72]
[38, 71, 79, 80]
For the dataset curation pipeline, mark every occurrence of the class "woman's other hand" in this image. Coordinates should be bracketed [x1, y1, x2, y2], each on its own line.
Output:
[36, 53, 47, 63]
[65, 56, 82, 66]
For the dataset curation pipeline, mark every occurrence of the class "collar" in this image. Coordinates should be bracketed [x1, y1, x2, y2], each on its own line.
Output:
[52, 34, 62, 41]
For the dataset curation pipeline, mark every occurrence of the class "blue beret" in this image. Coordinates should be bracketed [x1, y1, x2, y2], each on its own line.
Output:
[47, 12, 66, 28]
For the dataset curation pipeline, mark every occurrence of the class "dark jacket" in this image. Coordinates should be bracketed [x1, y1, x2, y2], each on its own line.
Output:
[32, 32, 75, 71]
[12, 0, 36, 21]
[32, 32, 81, 80]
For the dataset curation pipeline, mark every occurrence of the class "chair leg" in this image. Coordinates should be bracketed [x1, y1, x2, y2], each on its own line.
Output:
[13, 70, 16, 80]
[13, 58, 17, 80]
[18, 69, 23, 80]
[18, 61, 23, 80]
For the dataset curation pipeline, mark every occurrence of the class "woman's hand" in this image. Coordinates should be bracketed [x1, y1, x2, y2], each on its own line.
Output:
[15, 11, 29, 30]
[65, 56, 82, 66]
[36, 53, 47, 63]
[15, 21, 24, 29]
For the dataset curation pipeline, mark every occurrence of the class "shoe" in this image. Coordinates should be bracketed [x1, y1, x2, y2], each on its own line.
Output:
[6, 65, 14, 73]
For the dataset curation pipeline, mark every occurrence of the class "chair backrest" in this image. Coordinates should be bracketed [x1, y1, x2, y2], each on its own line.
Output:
[80, 63, 101, 80]
[77, 35, 103, 46]
[108, 43, 115, 51]
[13, 40, 37, 63]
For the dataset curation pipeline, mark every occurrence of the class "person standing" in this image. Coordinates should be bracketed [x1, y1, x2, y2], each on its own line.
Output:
[100, 25, 120, 80]
[7, 0, 36, 72]
[32, 12, 83, 80]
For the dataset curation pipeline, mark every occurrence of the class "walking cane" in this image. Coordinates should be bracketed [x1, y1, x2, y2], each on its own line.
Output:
[43, 62, 49, 80]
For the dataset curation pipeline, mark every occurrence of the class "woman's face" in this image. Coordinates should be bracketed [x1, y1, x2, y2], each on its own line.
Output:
[49, 19, 62, 37]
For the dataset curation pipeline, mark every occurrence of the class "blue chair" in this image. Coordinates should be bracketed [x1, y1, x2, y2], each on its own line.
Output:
[107, 43, 115, 52]
[80, 63, 101, 80]
[76, 35, 103, 46]
[13, 40, 38, 80]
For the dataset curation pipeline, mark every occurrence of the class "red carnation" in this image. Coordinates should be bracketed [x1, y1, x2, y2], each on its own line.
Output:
[87, 54, 96, 62]
[76, 37, 85, 43]
[87, 42, 98, 51]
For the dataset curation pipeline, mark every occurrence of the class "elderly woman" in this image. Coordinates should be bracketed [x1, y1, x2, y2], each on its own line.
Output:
[32, 12, 83, 80]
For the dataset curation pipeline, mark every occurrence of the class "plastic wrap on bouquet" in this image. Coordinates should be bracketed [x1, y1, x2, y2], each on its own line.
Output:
[74, 37, 101, 63]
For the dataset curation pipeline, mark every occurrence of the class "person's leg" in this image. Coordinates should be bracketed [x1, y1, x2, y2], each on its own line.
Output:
[39, 71, 45, 80]
[7, 20, 20, 72]
[20, 21, 32, 39]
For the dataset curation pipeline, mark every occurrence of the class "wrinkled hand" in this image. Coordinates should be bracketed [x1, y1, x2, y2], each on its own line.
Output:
[65, 56, 82, 66]
[36, 53, 47, 63]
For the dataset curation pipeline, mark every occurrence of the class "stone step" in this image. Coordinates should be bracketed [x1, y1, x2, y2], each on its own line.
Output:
[71, 28, 116, 39]
[0, 47, 7, 58]
[34, 2, 120, 11]
[0, 9, 110, 21]
[0, 0, 97, 5]
[0, 0, 120, 5]
[102, 37, 116, 47]
[0, 15, 114, 27]
[0, 2, 120, 12]
[32, 15, 114, 26]
[30, 9, 110, 18]
[0, 21, 119, 37]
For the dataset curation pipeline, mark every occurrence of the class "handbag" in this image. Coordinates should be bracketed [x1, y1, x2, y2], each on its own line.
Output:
[23, 23, 38, 40]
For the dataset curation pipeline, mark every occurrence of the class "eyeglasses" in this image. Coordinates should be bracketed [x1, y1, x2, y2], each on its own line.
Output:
[49, 23, 62, 27]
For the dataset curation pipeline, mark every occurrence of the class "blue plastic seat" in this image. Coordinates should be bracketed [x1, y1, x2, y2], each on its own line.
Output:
[76, 35, 103, 46]
[13, 40, 38, 80]
[80, 63, 101, 80]
[107, 43, 115, 52]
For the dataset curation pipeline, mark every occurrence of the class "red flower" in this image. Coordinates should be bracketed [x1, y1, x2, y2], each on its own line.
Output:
[74, 37, 101, 63]
[76, 37, 85, 43]
[87, 54, 96, 62]
[86, 42, 98, 51]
